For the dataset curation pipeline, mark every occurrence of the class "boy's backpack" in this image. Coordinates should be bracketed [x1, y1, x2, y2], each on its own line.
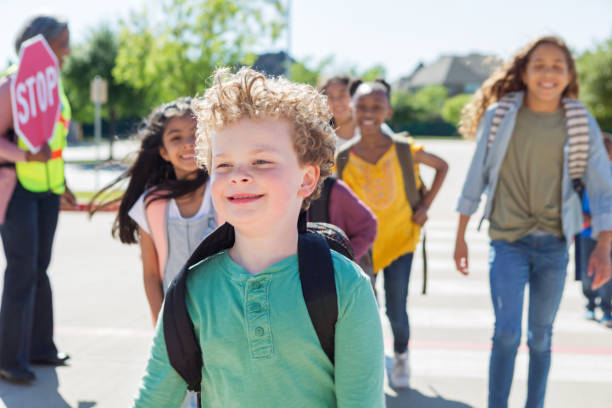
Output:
[335, 131, 429, 294]
[487, 94, 590, 195]
[162, 212, 354, 406]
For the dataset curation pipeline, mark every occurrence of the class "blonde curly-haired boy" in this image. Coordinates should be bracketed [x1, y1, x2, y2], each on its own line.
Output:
[132, 67, 385, 408]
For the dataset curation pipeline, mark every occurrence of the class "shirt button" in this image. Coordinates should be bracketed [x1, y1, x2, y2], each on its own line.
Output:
[248, 303, 261, 313]
[254, 327, 264, 337]
[251, 281, 261, 290]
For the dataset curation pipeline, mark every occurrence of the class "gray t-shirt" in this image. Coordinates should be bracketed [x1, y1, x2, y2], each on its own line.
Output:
[489, 106, 566, 242]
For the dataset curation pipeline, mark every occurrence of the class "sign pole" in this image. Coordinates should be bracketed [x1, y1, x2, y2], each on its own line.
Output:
[90, 75, 107, 190]
[94, 100, 101, 189]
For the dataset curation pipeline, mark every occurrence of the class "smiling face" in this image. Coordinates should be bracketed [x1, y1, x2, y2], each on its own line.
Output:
[325, 81, 352, 125]
[522, 43, 572, 111]
[353, 87, 393, 137]
[48, 28, 70, 68]
[210, 117, 318, 233]
[159, 114, 199, 180]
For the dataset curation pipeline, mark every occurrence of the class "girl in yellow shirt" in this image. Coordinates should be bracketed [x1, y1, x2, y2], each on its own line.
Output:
[338, 79, 448, 389]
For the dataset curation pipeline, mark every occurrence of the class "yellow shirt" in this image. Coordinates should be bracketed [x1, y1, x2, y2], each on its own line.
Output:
[342, 144, 423, 272]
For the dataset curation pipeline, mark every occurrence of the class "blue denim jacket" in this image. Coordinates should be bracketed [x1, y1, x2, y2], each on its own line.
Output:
[456, 91, 612, 243]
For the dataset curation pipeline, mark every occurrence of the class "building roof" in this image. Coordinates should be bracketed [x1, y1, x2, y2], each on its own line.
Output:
[252, 51, 293, 77]
[398, 53, 502, 89]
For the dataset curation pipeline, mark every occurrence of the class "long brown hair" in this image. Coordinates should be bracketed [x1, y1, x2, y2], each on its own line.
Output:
[459, 36, 579, 138]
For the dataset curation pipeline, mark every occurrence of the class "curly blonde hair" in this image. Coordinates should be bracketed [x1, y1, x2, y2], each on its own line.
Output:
[459, 36, 579, 139]
[192, 67, 336, 210]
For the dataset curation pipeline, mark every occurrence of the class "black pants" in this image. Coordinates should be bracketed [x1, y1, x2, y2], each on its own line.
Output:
[0, 183, 60, 371]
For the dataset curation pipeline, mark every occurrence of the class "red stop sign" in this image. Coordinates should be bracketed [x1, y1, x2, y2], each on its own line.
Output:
[10, 35, 61, 152]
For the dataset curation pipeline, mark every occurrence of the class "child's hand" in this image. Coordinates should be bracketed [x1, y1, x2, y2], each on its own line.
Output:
[412, 205, 428, 226]
[454, 237, 469, 276]
[588, 243, 612, 290]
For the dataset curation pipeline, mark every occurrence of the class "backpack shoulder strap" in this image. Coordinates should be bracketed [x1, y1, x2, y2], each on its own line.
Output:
[144, 194, 169, 278]
[487, 95, 517, 150]
[335, 138, 359, 179]
[307, 177, 336, 223]
[163, 222, 235, 394]
[298, 231, 338, 364]
[390, 132, 421, 210]
[563, 98, 590, 194]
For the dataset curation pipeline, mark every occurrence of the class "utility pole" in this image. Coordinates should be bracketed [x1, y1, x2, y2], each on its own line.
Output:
[285, 0, 292, 80]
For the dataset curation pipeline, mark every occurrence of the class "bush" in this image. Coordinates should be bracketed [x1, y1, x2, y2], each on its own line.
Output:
[442, 94, 473, 126]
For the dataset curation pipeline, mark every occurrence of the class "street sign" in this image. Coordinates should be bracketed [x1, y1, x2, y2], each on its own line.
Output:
[9, 35, 61, 152]
[90, 76, 108, 104]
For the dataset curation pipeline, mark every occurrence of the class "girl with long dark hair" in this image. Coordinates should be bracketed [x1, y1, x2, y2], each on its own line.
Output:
[91, 98, 215, 326]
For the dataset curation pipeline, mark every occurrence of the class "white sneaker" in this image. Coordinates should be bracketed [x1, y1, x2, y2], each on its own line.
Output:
[390, 351, 411, 389]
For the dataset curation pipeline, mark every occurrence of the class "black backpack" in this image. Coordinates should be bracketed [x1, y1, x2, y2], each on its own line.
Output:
[162, 212, 354, 406]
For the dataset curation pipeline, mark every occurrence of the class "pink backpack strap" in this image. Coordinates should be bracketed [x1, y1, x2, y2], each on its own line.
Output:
[144, 193, 168, 279]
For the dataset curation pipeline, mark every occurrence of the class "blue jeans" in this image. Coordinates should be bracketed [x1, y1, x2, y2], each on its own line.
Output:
[383, 252, 414, 354]
[488, 234, 567, 408]
[575, 235, 612, 316]
[0, 183, 60, 371]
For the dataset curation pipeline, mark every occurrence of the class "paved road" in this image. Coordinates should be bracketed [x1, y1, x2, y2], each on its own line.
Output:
[0, 139, 611, 407]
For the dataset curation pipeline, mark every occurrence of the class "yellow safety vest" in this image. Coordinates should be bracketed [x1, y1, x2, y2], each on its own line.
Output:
[3, 65, 71, 194]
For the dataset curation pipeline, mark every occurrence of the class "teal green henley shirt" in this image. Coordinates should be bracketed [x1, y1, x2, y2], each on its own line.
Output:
[132, 250, 385, 408]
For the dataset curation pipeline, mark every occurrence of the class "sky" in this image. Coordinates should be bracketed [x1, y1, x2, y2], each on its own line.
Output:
[3, 0, 612, 81]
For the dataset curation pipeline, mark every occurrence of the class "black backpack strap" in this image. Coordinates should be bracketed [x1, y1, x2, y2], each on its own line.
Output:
[307, 177, 336, 223]
[163, 222, 235, 393]
[298, 231, 338, 364]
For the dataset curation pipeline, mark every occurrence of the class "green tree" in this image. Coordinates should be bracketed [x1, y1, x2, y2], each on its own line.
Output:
[577, 39, 612, 131]
[289, 56, 334, 87]
[357, 64, 387, 82]
[62, 24, 145, 136]
[441, 93, 473, 126]
[410, 85, 448, 121]
[113, 0, 284, 106]
[389, 89, 418, 130]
